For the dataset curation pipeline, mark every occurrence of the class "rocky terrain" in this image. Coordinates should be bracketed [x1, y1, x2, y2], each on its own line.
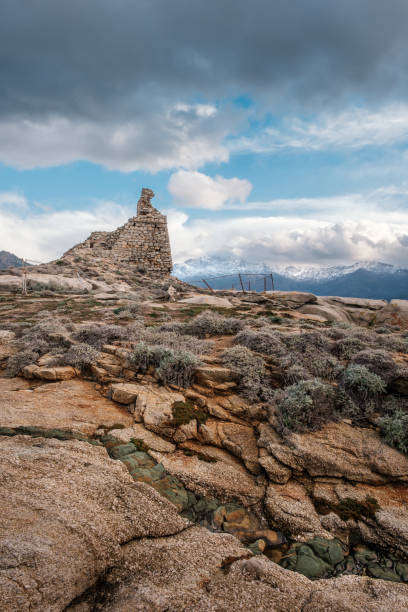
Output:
[1, 257, 408, 610]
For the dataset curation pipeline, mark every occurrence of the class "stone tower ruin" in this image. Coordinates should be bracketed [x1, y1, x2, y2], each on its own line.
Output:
[65, 188, 173, 276]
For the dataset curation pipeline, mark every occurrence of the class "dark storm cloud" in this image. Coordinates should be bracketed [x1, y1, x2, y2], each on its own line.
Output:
[1, 0, 408, 121]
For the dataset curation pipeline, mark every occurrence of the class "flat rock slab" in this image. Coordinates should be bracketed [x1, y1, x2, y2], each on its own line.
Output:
[0, 435, 187, 612]
[179, 295, 233, 308]
[323, 296, 387, 310]
[0, 378, 133, 435]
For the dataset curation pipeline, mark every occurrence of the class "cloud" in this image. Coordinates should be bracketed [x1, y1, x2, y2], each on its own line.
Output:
[0, 201, 130, 262]
[232, 105, 408, 154]
[2, 186, 407, 267]
[1, 1, 408, 170]
[168, 170, 252, 209]
[0, 191, 28, 209]
[168, 213, 408, 268]
[0, 105, 234, 172]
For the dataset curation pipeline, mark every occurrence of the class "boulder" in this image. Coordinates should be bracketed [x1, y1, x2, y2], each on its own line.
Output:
[108, 424, 176, 453]
[323, 296, 387, 310]
[26, 273, 93, 293]
[298, 303, 352, 323]
[266, 482, 331, 540]
[22, 364, 77, 381]
[132, 384, 185, 435]
[258, 452, 292, 483]
[150, 449, 265, 506]
[110, 382, 140, 405]
[194, 365, 238, 390]
[198, 420, 260, 474]
[267, 291, 318, 307]
[265, 422, 408, 484]
[0, 435, 187, 611]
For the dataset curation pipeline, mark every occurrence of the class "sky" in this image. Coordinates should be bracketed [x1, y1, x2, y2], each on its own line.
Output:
[1, 0, 408, 268]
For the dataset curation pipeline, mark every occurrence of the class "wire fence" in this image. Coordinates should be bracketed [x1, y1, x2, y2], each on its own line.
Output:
[189, 272, 275, 293]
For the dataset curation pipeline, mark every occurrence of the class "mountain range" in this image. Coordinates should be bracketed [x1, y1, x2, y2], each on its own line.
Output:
[0, 250, 25, 270]
[173, 257, 408, 300]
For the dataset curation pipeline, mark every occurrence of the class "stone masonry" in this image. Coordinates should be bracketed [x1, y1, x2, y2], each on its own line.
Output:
[65, 188, 173, 276]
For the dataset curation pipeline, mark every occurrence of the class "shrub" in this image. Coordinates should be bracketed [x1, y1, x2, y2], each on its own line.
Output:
[352, 349, 398, 383]
[156, 350, 199, 388]
[234, 327, 286, 357]
[284, 331, 328, 354]
[6, 350, 39, 377]
[379, 409, 408, 454]
[221, 345, 272, 402]
[73, 324, 127, 348]
[284, 364, 312, 384]
[326, 327, 349, 340]
[334, 336, 365, 360]
[275, 378, 339, 433]
[60, 343, 100, 369]
[375, 326, 391, 335]
[302, 347, 344, 381]
[184, 311, 243, 338]
[16, 317, 70, 355]
[130, 342, 154, 372]
[342, 364, 386, 403]
[142, 329, 213, 355]
[379, 335, 408, 353]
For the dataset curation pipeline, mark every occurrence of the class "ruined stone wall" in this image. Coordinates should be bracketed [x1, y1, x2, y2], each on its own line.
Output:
[64, 188, 173, 276]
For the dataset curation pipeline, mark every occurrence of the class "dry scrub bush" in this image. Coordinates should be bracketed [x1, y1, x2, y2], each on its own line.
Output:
[221, 345, 273, 402]
[184, 310, 243, 338]
[351, 349, 398, 383]
[275, 379, 340, 433]
[73, 324, 128, 348]
[16, 318, 71, 355]
[6, 350, 39, 377]
[60, 343, 100, 369]
[130, 342, 199, 388]
[157, 351, 199, 388]
[142, 329, 213, 355]
[334, 336, 366, 360]
[284, 331, 329, 354]
[301, 347, 344, 380]
[341, 365, 386, 420]
[380, 408, 408, 455]
[234, 327, 286, 357]
[284, 364, 312, 384]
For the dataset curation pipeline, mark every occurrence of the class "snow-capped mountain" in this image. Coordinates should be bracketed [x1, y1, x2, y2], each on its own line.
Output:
[173, 257, 408, 300]
[271, 261, 401, 281]
[173, 256, 273, 279]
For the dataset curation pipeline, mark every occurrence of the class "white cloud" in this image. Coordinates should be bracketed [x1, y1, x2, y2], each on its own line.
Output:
[0, 191, 28, 210]
[0, 201, 131, 262]
[168, 170, 252, 210]
[1, 186, 407, 268]
[232, 104, 408, 153]
[0, 104, 232, 172]
[168, 212, 408, 267]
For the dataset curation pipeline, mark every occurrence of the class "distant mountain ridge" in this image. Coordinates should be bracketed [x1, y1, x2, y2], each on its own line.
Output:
[0, 250, 25, 269]
[173, 257, 408, 300]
